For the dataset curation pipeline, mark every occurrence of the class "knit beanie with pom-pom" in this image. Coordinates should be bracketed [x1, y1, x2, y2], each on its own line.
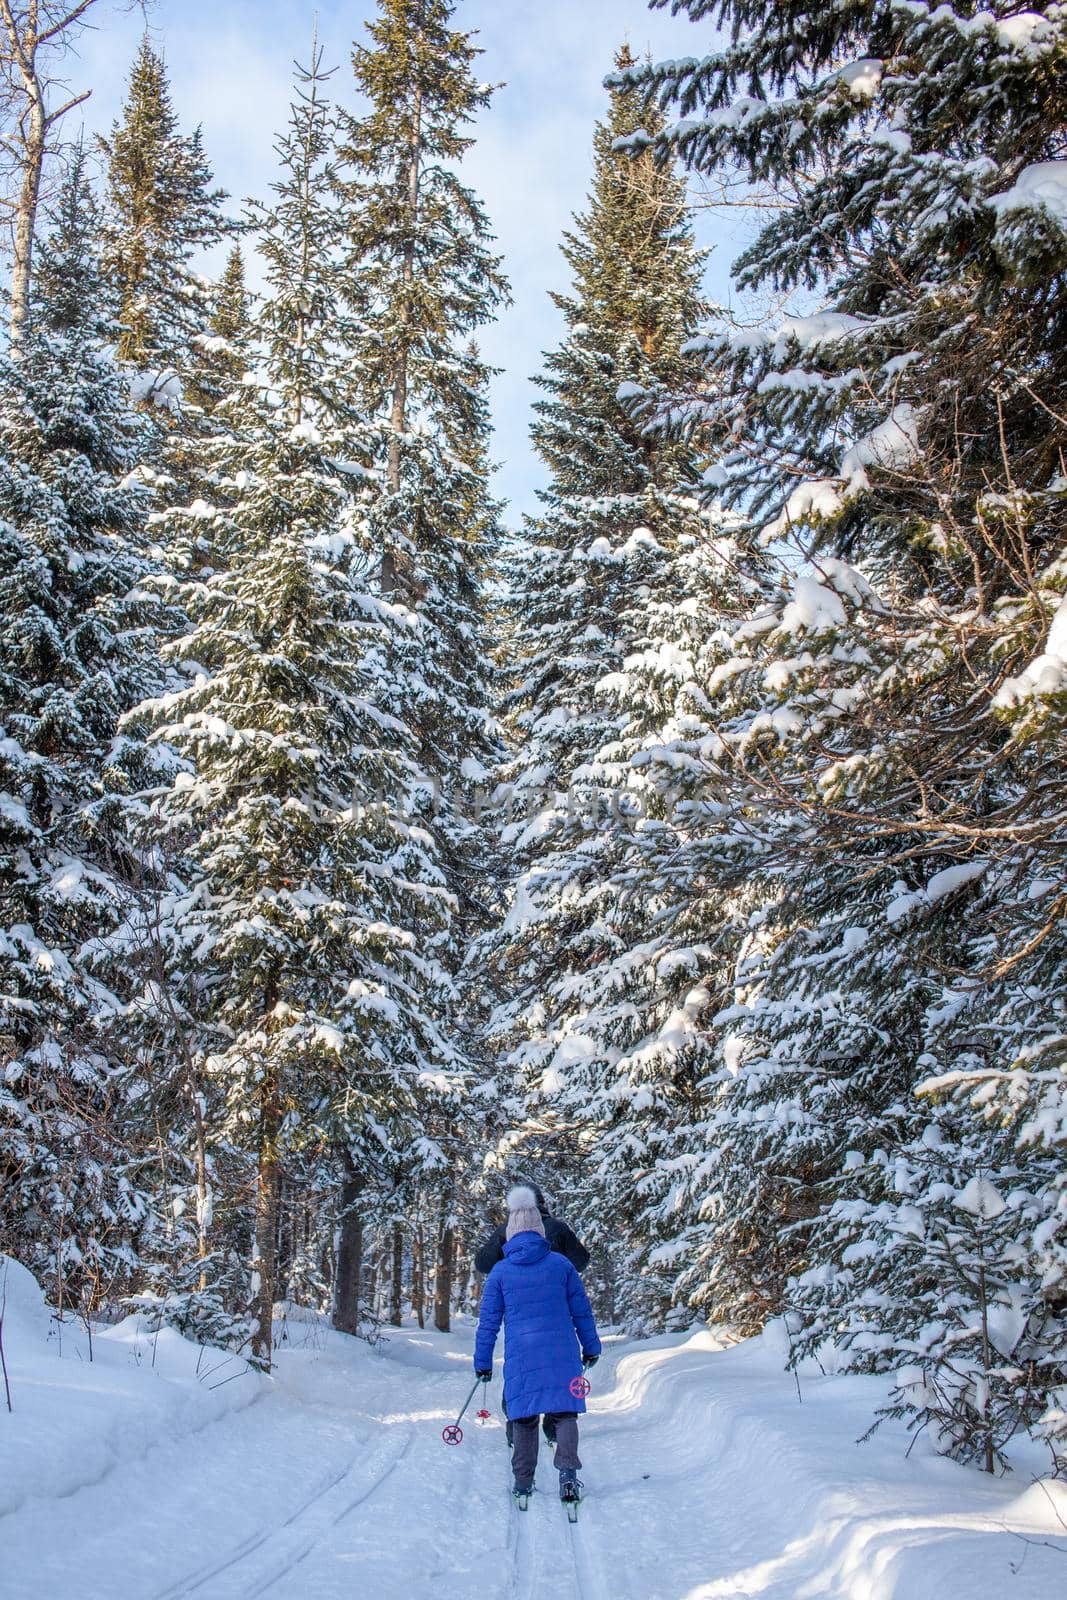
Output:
[505, 1185, 546, 1240]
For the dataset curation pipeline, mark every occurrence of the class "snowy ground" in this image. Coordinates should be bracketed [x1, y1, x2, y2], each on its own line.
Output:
[2, 1259, 1065, 1599]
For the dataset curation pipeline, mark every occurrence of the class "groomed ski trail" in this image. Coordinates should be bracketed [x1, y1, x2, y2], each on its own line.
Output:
[252, 1427, 414, 1598]
[3, 1315, 1066, 1598]
[153, 1424, 414, 1599]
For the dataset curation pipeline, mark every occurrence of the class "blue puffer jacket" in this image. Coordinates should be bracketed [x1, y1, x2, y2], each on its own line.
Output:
[474, 1231, 601, 1419]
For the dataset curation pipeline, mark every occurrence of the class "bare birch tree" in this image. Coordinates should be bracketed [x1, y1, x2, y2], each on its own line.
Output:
[0, 1, 99, 346]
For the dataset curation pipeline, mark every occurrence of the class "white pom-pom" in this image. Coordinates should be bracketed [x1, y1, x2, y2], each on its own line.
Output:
[507, 1185, 538, 1212]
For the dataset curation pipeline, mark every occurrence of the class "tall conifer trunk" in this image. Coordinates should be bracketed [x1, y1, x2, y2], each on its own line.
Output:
[433, 1191, 454, 1333]
[412, 1225, 425, 1327]
[390, 1223, 404, 1326]
[250, 1067, 281, 1368]
[334, 1163, 365, 1336]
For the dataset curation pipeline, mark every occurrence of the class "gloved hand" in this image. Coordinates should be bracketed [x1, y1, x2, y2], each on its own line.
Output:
[475, 1369, 492, 1382]
[582, 1353, 599, 1370]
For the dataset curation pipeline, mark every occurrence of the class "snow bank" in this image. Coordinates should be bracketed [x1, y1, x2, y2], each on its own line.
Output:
[0, 1253, 50, 1345]
[0, 1254, 262, 1520]
[595, 1326, 1067, 1600]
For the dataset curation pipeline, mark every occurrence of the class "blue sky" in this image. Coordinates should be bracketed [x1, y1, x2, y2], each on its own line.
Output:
[72, 0, 741, 520]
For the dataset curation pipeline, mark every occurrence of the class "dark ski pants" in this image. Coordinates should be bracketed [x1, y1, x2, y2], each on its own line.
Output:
[511, 1411, 581, 1484]
[502, 1396, 554, 1447]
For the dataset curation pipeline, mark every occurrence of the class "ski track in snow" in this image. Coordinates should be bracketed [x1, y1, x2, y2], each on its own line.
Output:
[4, 1318, 1067, 1599]
[567, 1501, 612, 1600]
[506, 1468, 539, 1600]
[152, 1424, 414, 1599]
[251, 1427, 414, 1598]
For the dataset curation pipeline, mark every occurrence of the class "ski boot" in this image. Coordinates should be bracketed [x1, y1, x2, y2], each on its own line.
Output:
[559, 1468, 582, 1522]
[512, 1476, 533, 1511]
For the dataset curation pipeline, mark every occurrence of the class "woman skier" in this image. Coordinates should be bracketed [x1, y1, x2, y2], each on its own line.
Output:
[473, 1185, 601, 1507]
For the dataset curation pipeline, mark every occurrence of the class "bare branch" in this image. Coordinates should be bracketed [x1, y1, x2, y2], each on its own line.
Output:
[36, 0, 100, 51]
[42, 81, 88, 125]
[0, 0, 100, 341]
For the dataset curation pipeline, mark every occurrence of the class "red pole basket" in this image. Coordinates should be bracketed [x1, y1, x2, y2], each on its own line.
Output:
[569, 1375, 592, 1399]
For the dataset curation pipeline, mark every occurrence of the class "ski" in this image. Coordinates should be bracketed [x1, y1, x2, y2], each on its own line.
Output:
[565, 1500, 578, 1524]
[512, 1490, 530, 1512]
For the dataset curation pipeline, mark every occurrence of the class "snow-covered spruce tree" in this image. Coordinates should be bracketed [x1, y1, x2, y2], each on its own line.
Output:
[106, 244, 257, 1351]
[336, 0, 508, 832]
[824, 1109, 1056, 1473]
[473, 49, 757, 1325]
[587, 530, 775, 1328]
[0, 153, 174, 1311]
[99, 35, 229, 395]
[335, 0, 509, 1316]
[95, 239, 255, 1348]
[620, 2, 1067, 1441]
[155, 241, 257, 593]
[184, 243, 254, 418]
[137, 52, 457, 1367]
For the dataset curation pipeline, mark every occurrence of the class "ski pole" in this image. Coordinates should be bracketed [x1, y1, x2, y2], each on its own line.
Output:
[442, 1375, 486, 1446]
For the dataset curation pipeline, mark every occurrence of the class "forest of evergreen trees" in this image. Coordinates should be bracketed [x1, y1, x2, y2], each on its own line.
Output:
[0, 0, 1064, 1476]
